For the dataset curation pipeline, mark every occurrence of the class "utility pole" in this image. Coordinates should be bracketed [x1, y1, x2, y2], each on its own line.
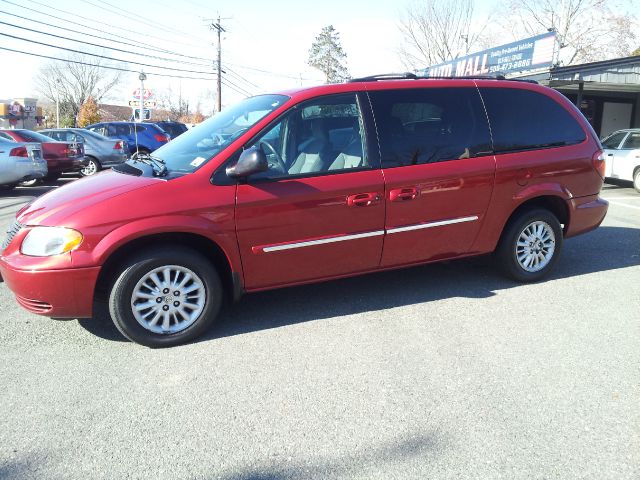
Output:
[138, 71, 147, 122]
[55, 78, 61, 128]
[209, 17, 225, 113]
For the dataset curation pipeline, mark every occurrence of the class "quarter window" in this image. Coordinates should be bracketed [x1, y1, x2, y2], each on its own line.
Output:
[369, 88, 492, 168]
[479, 88, 586, 153]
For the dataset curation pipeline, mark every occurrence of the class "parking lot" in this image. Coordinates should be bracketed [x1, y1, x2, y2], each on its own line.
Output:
[0, 179, 638, 479]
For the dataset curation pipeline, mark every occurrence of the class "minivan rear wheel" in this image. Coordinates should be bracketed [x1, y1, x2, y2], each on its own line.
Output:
[497, 209, 563, 282]
[108, 248, 222, 347]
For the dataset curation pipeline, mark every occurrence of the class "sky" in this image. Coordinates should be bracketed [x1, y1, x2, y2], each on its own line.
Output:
[0, 0, 635, 116]
[0, 0, 443, 114]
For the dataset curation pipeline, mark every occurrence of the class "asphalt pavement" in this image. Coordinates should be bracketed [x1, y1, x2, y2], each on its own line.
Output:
[0, 179, 638, 480]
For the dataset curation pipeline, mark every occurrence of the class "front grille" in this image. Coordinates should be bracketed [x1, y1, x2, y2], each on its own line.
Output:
[1, 220, 24, 252]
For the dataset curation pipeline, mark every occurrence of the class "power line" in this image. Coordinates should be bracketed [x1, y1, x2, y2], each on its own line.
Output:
[0, 46, 215, 80]
[0, 20, 217, 69]
[225, 66, 260, 89]
[0, 31, 218, 75]
[0, 10, 210, 67]
[81, 0, 210, 43]
[224, 60, 322, 82]
[0, 0, 212, 61]
[17, 0, 204, 51]
[221, 72, 255, 96]
[220, 77, 253, 97]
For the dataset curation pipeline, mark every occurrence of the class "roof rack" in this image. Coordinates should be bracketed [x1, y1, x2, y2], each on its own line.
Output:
[349, 73, 418, 82]
[349, 73, 538, 84]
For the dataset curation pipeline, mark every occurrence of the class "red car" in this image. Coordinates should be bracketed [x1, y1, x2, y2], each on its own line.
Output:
[0, 129, 84, 182]
[0, 76, 608, 347]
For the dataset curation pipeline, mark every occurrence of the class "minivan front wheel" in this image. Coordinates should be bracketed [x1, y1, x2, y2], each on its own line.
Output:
[108, 248, 222, 347]
[497, 209, 563, 282]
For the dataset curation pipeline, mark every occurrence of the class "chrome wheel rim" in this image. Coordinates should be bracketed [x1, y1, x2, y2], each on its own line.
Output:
[131, 265, 206, 334]
[515, 221, 556, 273]
[81, 160, 97, 176]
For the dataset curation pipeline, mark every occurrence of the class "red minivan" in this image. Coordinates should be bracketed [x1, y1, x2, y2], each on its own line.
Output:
[0, 76, 608, 347]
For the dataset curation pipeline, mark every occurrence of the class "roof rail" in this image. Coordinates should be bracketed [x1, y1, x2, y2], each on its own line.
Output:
[349, 73, 538, 84]
[349, 72, 418, 82]
[426, 75, 539, 84]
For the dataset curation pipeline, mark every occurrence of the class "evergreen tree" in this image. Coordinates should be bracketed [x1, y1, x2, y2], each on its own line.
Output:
[308, 26, 350, 83]
[77, 96, 100, 127]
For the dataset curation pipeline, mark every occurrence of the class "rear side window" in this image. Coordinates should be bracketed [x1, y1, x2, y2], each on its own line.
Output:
[602, 132, 627, 149]
[44, 131, 62, 140]
[479, 88, 586, 153]
[369, 88, 492, 168]
[621, 132, 640, 149]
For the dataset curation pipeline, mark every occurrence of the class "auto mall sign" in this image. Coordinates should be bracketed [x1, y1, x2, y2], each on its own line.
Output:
[420, 32, 557, 78]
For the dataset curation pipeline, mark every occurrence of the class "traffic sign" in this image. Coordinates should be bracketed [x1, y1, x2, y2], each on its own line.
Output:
[132, 88, 153, 100]
[128, 100, 156, 108]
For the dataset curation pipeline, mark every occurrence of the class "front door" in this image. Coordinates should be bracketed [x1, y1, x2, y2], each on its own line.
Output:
[367, 86, 495, 267]
[612, 131, 640, 181]
[234, 93, 385, 289]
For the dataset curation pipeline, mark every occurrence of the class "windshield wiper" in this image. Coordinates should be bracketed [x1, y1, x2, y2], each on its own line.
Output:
[131, 152, 168, 177]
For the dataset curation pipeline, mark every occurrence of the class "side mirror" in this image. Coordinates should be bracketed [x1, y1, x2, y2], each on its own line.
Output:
[226, 146, 268, 178]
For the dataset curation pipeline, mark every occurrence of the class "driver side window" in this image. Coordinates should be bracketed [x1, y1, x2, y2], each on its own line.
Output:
[248, 93, 368, 179]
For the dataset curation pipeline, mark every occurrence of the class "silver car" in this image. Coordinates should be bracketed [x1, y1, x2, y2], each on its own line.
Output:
[0, 138, 47, 191]
[41, 128, 128, 176]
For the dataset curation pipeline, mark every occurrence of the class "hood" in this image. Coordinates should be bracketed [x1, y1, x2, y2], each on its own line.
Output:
[17, 170, 160, 226]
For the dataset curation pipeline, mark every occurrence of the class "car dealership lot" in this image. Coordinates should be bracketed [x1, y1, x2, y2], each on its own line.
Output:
[0, 181, 638, 479]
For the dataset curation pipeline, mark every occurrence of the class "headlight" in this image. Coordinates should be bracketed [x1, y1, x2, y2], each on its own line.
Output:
[21, 227, 83, 257]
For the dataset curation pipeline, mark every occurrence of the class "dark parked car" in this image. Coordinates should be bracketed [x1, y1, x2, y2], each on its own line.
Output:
[154, 121, 188, 139]
[84, 122, 169, 155]
[0, 129, 84, 183]
[41, 128, 127, 176]
[0, 75, 608, 347]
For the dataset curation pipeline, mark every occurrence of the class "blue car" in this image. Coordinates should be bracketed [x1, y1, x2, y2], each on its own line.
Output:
[85, 122, 170, 155]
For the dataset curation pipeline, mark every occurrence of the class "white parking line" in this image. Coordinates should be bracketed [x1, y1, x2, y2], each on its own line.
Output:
[603, 195, 640, 201]
[608, 200, 640, 211]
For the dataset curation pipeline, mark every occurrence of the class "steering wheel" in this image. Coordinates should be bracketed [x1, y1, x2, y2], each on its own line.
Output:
[259, 140, 286, 173]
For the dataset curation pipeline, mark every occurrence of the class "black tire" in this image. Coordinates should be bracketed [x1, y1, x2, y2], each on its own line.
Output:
[496, 208, 563, 282]
[108, 247, 223, 347]
[633, 169, 640, 194]
[44, 173, 61, 183]
[81, 157, 101, 176]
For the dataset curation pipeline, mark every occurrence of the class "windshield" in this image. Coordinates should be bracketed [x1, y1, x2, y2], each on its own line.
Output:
[152, 94, 289, 173]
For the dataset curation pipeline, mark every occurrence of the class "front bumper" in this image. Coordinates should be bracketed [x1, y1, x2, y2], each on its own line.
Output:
[0, 259, 100, 318]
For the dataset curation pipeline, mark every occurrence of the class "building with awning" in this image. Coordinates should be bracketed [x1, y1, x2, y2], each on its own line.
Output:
[419, 33, 640, 139]
[518, 55, 640, 138]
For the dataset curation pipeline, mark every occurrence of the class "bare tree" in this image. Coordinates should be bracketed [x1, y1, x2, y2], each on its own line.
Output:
[34, 53, 122, 125]
[504, 0, 638, 64]
[156, 86, 190, 121]
[397, 0, 493, 70]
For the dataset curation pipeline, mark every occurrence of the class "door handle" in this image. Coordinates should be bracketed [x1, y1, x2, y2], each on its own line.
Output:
[346, 192, 381, 207]
[389, 187, 419, 202]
